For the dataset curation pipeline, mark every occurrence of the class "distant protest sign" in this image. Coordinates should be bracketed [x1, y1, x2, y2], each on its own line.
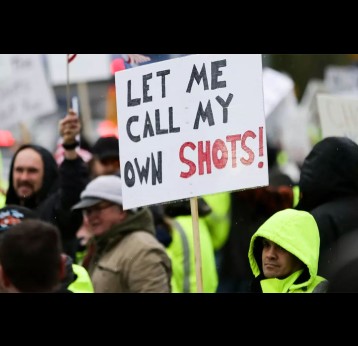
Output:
[115, 54, 268, 210]
[263, 67, 294, 118]
[47, 54, 112, 85]
[317, 94, 358, 144]
[0, 54, 57, 130]
[324, 65, 358, 93]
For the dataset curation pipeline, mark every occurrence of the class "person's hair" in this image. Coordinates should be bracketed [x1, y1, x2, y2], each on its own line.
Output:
[0, 219, 63, 292]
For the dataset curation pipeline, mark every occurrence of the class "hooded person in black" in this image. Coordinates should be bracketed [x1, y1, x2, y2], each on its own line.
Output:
[5, 110, 89, 260]
[296, 136, 358, 279]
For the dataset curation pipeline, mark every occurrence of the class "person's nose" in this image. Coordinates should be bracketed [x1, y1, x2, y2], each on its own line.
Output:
[18, 171, 30, 180]
[265, 245, 277, 259]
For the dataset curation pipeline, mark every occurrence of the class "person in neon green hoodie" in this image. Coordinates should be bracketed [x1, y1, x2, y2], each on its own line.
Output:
[248, 208, 328, 293]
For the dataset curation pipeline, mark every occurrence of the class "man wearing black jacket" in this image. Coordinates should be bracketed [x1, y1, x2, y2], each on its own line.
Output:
[5, 110, 89, 260]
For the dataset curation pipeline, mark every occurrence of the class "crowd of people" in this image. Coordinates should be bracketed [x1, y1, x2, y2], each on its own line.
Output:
[1, 52, 358, 293]
[0, 103, 357, 293]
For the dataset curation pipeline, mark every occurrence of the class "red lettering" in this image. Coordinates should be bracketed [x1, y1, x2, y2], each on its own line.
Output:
[198, 141, 211, 175]
[212, 139, 228, 169]
[179, 142, 196, 178]
[226, 134, 241, 168]
[241, 130, 255, 165]
[179, 129, 260, 178]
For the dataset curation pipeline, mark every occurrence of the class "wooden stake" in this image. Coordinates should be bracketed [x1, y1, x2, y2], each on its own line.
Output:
[190, 196, 203, 293]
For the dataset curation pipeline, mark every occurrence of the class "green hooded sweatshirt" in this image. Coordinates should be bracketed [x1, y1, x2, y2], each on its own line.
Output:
[248, 209, 328, 293]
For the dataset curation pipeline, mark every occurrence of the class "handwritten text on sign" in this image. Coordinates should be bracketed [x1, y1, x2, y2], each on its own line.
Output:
[116, 54, 267, 209]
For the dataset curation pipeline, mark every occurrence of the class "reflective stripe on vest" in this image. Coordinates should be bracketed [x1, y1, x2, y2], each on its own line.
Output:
[173, 219, 191, 293]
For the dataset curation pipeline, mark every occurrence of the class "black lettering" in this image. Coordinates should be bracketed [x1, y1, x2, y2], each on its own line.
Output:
[151, 151, 162, 185]
[194, 100, 215, 129]
[124, 161, 135, 187]
[135, 157, 150, 184]
[143, 111, 155, 139]
[169, 107, 180, 133]
[143, 73, 153, 103]
[216, 93, 234, 123]
[127, 116, 140, 142]
[211, 60, 227, 90]
[156, 69, 170, 98]
[127, 80, 141, 107]
[155, 109, 168, 135]
[186, 64, 209, 93]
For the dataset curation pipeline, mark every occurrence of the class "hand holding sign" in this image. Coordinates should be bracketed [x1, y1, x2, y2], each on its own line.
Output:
[59, 109, 81, 147]
[127, 54, 151, 65]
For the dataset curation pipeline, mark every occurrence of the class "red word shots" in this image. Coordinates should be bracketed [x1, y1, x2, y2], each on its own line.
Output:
[179, 127, 264, 178]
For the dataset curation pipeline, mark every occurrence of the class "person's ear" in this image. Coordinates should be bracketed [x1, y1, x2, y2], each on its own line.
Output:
[59, 254, 67, 281]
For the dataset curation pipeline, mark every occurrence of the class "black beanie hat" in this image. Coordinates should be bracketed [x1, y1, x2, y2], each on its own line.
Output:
[92, 136, 119, 161]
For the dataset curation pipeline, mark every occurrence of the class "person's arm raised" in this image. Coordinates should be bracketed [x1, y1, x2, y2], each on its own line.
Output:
[59, 109, 80, 160]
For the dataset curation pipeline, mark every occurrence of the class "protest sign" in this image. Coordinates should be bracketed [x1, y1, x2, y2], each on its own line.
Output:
[263, 67, 294, 117]
[116, 54, 267, 210]
[0, 54, 57, 130]
[324, 65, 358, 93]
[317, 94, 358, 144]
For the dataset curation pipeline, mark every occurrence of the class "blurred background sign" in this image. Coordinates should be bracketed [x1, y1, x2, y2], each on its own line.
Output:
[0, 56, 12, 82]
[324, 65, 358, 94]
[262, 67, 294, 118]
[317, 94, 358, 144]
[0, 54, 57, 130]
[47, 54, 112, 85]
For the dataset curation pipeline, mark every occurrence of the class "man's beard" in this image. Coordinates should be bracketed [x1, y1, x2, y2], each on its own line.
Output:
[16, 182, 34, 199]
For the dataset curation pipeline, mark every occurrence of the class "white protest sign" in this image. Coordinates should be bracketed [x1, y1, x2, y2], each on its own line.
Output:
[115, 54, 268, 210]
[0, 54, 57, 130]
[0, 55, 12, 82]
[317, 94, 358, 143]
[263, 67, 294, 118]
[324, 65, 358, 93]
[47, 54, 112, 85]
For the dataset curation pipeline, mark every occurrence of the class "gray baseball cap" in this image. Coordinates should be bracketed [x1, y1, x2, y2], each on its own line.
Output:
[72, 175, 123, 210]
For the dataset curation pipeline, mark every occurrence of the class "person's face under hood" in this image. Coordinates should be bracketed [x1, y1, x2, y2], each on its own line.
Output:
[12, 148, 44, 201]
[261, 238, 304, 279]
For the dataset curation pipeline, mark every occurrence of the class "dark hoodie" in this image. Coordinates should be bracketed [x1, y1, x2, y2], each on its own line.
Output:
[296, 136, 358, 278]
[6, 144, 89, 259]
[6, 144, 59, 209]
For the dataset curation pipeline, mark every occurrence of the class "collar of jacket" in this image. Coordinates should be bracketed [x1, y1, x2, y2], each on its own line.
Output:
[93, 207, 155, 256]
[260, 269, 304, 293]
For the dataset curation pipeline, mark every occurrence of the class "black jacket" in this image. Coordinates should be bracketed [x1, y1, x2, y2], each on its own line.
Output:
[296, 136, 358, 278]
[6, 144, 89, 259]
